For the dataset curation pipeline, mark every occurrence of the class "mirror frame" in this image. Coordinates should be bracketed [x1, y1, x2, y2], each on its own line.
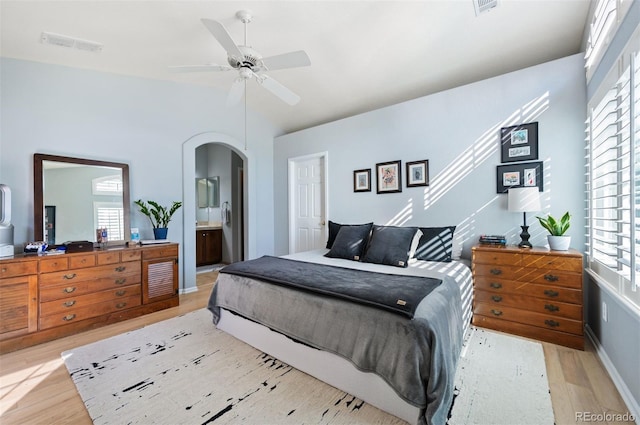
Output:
[33, 153, 131, 245]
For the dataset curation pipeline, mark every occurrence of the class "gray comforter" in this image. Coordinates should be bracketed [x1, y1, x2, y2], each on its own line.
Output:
[208, 251, 469, 425]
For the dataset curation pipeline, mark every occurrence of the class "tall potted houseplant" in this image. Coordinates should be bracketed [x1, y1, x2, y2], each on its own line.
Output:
[134, 200, 182, 240]
[536, 212, 571, 251]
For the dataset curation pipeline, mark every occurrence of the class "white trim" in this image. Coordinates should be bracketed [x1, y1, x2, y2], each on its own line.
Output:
[586, 268, 640, 320]
[179, 286, 199, 295]
[585, 325, 640, 423]
[287, 151, 329, 254]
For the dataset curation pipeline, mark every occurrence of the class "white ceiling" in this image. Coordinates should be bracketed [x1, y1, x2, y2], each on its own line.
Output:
[1, 1, 591, 135]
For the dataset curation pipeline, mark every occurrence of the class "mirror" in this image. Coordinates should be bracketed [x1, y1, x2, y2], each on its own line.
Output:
[196, 177, 219, 208]
[34, 154, 130, 245]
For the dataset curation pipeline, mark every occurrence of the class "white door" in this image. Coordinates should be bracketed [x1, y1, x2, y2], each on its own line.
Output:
[289, 154, 327, 253]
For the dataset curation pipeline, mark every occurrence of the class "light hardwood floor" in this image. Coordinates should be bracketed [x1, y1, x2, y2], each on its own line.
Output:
[0, 271, 633, 424]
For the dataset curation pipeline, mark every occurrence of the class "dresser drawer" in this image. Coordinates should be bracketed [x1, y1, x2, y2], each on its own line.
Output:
[474, 277, 582, 304]
[39, 261, 141, 287]
[40, 274, 141, 302]
[521, 254, 582, 273]
[39, 295, 141, 330]
[121, 250, 142, 262]
[40, 285, 141, 316]
[474, 303, 583, 335]
[0, 261, 38, 278]
[475, 290, 582, 320]
[473, 250, 521, 266]
[473, 263, 522, 280]
[143, 245, 179, 260]
[68, 254, 96, 269]
[516, 269, 582, 289]
[97, 251, 121, 265]
[39, 257, 69, 273]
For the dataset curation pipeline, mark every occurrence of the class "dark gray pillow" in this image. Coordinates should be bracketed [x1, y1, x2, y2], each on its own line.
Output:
[362, 225, 418, 268]
[325, 223, 373, 261]
[326, 221, 373, 249]
[414, 226, 456, 262]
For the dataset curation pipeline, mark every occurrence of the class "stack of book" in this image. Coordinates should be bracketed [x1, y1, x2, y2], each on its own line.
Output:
[479, 235, 507, 246]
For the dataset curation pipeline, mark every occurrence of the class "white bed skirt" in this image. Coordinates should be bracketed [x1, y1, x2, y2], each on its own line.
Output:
[217, 308, 421, 424]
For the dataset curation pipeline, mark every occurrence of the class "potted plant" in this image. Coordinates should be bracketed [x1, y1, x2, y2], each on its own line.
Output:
[536, 212, 571, 251]
[134, 200, 182, 240]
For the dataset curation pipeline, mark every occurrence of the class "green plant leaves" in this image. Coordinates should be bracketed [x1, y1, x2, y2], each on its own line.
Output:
[536, 212, 571, 236]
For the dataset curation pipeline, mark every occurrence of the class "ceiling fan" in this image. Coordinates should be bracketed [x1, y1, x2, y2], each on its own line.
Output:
[170, 10, 311, 106]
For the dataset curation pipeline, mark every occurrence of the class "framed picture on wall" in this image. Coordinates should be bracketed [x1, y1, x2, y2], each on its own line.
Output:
[406, 160, 429, 187]
[353, 169, 371, 192]
[500, 122, 539, 163]
[496, 161, 543, 193]
[376, 160, 402, 194]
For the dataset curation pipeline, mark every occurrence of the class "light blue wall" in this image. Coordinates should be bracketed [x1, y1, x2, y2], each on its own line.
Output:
[274, 54, 587, 259]
[0, 58, 278, 291]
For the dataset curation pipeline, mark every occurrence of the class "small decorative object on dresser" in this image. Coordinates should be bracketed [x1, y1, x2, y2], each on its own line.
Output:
[536, 212, 571, 251]
[471, 245, 584, 350]
[134, 200, 182, 240]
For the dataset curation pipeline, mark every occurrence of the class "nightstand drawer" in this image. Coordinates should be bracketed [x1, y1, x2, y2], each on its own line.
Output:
[474, 303, 583, 335]
[475, 289, 582, 320]
[517, 269, 582, 289]
[473, 250, 521, 266]
[473, 263, 521, 280]
[521, 254, 582, 273]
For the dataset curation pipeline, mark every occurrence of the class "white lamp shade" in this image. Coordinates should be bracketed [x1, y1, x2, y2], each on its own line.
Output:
[508, 187, 541, 213]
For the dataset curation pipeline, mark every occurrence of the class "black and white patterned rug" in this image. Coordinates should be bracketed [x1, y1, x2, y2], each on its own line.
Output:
[62, 309, 554, 424]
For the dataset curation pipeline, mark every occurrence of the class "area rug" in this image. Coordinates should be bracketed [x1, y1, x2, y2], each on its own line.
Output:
[62, 309, 554, 425]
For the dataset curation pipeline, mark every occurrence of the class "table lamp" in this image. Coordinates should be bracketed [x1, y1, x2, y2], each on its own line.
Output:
[508, 187, 541, 248]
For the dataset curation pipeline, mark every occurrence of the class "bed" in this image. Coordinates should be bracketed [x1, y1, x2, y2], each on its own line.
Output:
[207, 223, 473, 425]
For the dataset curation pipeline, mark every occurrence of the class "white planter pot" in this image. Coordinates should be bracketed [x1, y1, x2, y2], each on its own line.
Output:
[548, 235, 571, 251]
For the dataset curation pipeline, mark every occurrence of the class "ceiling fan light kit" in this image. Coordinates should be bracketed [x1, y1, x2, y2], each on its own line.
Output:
[171, 10, 310, 106]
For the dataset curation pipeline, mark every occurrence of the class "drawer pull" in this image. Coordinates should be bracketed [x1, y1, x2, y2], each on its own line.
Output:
[62, 300, 76, 307]
[63, 286, 76, 294]
[490, 309, 503, 316]
[544, 289, 559, 298]
[1, 267, 7, 273]
[544, 274, 559, 282]
[115, 290, 126, 296]
[491, 295, 503, 302]
[115, 278, 127, 285]
[115, 266, 126, 272]
[63, 314, 76, 321]
[490, 282, 502, 289]
[63, 273, 77, 280]
[116, 302, 127, 309]
[545, 304, 559, 312]
[545, 319, 560, 327]
[490, 268, 502, 275]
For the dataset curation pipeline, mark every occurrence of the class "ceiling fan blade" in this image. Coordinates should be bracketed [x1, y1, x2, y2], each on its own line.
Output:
[200, 18, 243, 59]
[261, 50, 311, 71]
[258, 74, 301, 105]
[168, 64, 233, 73]
[226, 78, 245, 106]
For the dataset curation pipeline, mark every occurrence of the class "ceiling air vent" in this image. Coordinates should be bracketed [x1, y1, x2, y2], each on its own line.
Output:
[473, 0, 499, 16]
[40, 32, 103, 53]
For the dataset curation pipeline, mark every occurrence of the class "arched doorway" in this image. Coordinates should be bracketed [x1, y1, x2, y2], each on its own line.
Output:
[181, 132, 254, 294]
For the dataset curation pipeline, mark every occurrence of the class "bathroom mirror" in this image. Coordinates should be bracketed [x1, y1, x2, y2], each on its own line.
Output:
[34, 153, 131, 245]
[196, 177, 219, 208]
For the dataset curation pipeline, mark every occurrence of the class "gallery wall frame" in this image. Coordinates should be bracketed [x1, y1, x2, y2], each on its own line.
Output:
[406, 160, 429, 187]
[376, 160, 402, 194]
[353, 169, 371, 192]
[496, 161, 543, 193]
[500, 122, 539, 163]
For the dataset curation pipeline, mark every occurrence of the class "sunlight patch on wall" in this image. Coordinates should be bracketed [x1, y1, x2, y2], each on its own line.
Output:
[385, 199, 413, 226]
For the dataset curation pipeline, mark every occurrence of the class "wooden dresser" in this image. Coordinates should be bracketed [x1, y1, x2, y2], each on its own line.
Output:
[471, 245, 584, 350]
[0, 243, 179, 353]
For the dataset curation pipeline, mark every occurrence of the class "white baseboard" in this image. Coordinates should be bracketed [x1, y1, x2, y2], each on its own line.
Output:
[585, 325, 639, 424]
[179, 286, 199, 295]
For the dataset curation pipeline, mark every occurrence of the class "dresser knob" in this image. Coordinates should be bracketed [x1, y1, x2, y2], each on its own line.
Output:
[63, 287, 76, 294]
[545, 304, 559, 312]
[490, 282, 502, 289]
[116, 290, 126, 296]
[491, 309, 503, 316]
[544, 274, 559, 282]
[62, 300, 76, 307]
[63, 273, 77, 280]
[545, 319, 560, 327]
[491, 295, 503, 302]
[63, 314, 76, 321]
[116, 302, 127, 309]
[490, 269, 502, 275]
[115, 278, 126, 285]
[115, 266, 126, 272]
[544, 289, 559, 297]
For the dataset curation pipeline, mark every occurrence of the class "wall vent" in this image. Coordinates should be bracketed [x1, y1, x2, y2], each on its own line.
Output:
[473, 0, 499, 16]
[40, 32, 103, 53]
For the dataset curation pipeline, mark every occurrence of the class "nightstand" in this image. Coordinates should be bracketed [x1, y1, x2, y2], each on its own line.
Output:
[471, 245, 584, 350]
